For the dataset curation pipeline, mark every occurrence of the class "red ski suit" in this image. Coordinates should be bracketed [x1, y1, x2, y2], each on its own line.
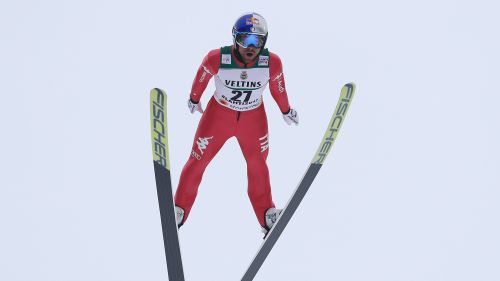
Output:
[175, 46, 291, 227]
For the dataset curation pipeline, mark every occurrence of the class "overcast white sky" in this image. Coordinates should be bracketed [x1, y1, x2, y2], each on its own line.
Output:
[1, 0, 499, 280]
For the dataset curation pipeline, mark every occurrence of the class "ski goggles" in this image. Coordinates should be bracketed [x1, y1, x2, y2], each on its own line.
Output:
[234, 33, 266, 48]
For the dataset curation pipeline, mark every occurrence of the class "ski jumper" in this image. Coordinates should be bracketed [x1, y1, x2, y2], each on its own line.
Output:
[175, 46, 291, 228]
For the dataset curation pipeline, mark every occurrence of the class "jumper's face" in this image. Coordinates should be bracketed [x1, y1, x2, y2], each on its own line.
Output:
[238, 45, 261, 63]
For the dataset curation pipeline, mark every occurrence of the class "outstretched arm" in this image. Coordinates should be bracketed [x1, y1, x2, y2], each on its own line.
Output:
[189, 49, 220, 103]
[269, 52, 298, 125]
[269, 52, 291, 113]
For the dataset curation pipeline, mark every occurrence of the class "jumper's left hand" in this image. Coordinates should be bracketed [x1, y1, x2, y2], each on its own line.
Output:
[283, 108, 299, 125]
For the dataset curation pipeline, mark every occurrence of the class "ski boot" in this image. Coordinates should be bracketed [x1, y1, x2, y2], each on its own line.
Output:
[261, 207, 282, 238]
[175, 206, 184, 228]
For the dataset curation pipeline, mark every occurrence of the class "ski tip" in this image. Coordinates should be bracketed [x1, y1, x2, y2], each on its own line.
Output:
[342, 83, 356, 97]
[150, 88, 166, 96]
[150, 87, 170, 170]
[344, 82, 356, 89]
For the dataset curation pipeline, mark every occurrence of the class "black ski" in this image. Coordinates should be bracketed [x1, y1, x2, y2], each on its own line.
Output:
[241, 83, 356, 281]
[150, 88, 185, 281]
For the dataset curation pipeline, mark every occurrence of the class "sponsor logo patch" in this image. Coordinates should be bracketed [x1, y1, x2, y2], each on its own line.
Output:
[258, 56, 269, 66]
[272, 72, 285, 93]
[197, 136, 214, 155]
[224, 80, 261, 88]
[151, 90, 168, 168]
[314, 85, 354, 164]
[259, 133, 269, 153]
[221, 54, 231, 64]
[246, 17, 260, 25]
[191, 150, 201, 160]
[199, 71, 207, 83]
[240, 71, 248, 80]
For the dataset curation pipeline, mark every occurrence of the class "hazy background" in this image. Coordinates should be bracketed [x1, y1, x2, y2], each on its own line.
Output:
[1, 0, 499, 280]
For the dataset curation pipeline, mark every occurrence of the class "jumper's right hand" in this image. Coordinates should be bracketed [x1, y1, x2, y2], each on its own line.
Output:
[188, 98, 204, 114]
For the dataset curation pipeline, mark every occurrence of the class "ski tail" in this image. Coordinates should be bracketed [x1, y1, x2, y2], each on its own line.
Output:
[241, 82, 356, 281]
[150, 88, 185, 281]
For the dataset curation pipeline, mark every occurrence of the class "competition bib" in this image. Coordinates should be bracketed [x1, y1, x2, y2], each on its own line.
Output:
[213, 46, 270, 111]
